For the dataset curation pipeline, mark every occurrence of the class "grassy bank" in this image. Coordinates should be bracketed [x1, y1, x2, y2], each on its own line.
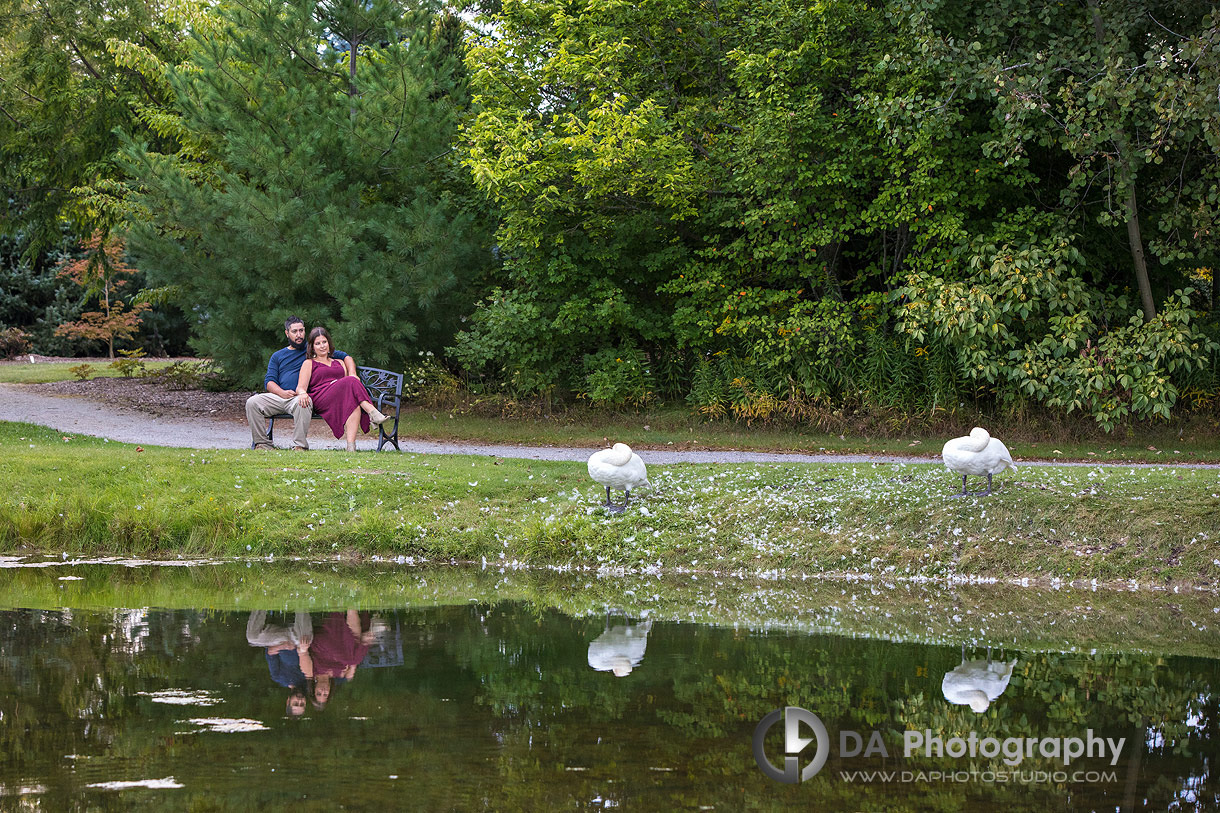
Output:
[2, 560, 1216, 657]
[3, 421, 1217, 587]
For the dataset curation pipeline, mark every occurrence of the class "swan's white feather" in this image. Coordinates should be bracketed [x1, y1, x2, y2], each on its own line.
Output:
[588, 443, 650, 491]
[942, 427, 1017, 477]
[942, 658, 1018, 712]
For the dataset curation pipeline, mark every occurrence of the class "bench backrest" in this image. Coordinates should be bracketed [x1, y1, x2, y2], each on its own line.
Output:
[357, 366, 403, 410]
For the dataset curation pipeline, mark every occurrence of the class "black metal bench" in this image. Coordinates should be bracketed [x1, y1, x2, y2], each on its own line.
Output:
[257, 365, 403, 451]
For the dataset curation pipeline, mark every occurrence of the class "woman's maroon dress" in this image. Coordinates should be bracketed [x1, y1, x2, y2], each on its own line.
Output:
[309, 612, 371, 678]
[306, 359, 371, 437]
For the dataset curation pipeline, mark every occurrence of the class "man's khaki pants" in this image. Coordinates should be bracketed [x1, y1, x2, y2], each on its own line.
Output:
[246, 610, 314, 648]
[246, 392, 311, 449]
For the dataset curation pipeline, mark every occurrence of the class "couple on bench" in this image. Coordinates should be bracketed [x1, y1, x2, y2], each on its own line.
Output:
[245, 316, 391, 452]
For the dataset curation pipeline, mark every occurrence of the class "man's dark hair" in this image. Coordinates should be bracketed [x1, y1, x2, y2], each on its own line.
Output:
[284, 315, 304, 331]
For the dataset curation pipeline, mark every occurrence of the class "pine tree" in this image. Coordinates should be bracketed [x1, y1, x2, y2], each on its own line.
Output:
[122, 0, 490, 384]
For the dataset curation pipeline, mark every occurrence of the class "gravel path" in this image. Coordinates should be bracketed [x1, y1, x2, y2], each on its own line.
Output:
[3, 382, 1217, 468]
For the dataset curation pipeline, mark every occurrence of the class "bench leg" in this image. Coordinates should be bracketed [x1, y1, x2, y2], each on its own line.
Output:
[376, 418, 401, 452]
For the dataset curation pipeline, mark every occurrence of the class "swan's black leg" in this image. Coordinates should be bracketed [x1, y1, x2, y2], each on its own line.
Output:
[605, 486, 625, 514]
[952, 473, 969, 497]
[982, 473, 993, 496]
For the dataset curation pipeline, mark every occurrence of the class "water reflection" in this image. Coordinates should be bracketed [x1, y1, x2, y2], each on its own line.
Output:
[245, 610, 312, 716]
[587, 614, 653, 677]
[0, 603, 1215, 810]
[301, 610, 385, 711]
[941, 645, 1018, 713]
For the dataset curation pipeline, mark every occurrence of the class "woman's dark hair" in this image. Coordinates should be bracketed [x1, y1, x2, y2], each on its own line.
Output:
[306, 327, 332, 360]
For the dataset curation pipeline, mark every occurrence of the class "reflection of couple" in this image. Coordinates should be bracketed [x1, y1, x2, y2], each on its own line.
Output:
[247, 610, 383, 715]
[299, 611, 383, 710]
[245, 316, 391, 452]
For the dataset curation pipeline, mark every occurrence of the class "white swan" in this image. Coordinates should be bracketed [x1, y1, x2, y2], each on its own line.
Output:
[942, 648, 1018, 713]
[941, 427, 1017, 496]
[587, 442, 649, 513]
[587, 618, 653, 677]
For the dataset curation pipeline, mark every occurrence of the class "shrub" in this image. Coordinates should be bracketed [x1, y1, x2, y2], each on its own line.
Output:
[108, 348, 147, 378]
[153, 360, 223, 391]
[897, 237, 1219, 431]
[0, 327, 30, 359]
[68, 363, 95, 381]
[581, 346, 655, 408]
[402, 352, 461, 404]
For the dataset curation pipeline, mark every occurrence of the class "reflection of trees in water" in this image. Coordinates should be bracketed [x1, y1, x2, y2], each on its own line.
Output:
[0, 608, 207, 803]
[895, 651, 1219, 811]
[0, 604, 1215, 810]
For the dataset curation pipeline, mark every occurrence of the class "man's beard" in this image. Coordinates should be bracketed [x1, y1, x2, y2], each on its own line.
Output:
[289, 338, 305, 350]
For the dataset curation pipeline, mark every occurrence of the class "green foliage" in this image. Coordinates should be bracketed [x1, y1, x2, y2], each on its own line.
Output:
[150, 359, 226, 391]
[0, 229, 92, 355]
[449, 288, 561, 395]
[401, 351, 460, 403]
[122, 0, 493, 386]
[580, 345, 655, 408]
[68, 363, 94, 381]
[108, 347, 146, 378]
[0, 0, 188, 250]
[7, 0, 1217, 426]
[898, 233, 1219, 429]
[449, 0, 1220, 429]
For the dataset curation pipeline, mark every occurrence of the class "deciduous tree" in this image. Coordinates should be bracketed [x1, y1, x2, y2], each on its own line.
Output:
[54, 231, 148, 357]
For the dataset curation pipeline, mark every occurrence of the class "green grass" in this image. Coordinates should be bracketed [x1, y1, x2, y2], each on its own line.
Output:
[2, 420, 1217, 588]
[0, 359, 180, 384]
[1, 560, 1216, 657]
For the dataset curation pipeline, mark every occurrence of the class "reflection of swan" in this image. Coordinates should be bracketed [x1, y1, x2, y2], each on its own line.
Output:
[587, 618, 653, 677]
[942, 427, 1017, 496]
[942, 646, 1017, 713]
[588, 443, 650, 513]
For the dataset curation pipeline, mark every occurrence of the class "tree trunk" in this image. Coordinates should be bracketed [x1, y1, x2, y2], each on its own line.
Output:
[1122, 186, 1157, 322]
[1087, 0, 1156, 322]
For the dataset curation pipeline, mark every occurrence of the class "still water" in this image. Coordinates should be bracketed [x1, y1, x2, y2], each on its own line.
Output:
[0, 562, 1216, 810]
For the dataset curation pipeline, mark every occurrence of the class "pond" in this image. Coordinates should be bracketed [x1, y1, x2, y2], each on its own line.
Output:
[0, 560, 1216, 810]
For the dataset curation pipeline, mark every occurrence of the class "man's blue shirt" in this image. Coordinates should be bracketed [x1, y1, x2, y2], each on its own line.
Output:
[265, 648, 306, 688]
[265, 346, 348, 391]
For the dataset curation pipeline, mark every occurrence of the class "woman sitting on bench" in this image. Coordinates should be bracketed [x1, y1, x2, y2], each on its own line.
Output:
[296, 327, 391, 452]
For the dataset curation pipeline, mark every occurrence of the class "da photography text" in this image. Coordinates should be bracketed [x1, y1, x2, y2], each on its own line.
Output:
[753, 706, 1125, 785]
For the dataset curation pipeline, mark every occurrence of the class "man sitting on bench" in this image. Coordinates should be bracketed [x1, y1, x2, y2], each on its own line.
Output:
[246, 315, 347, 450]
